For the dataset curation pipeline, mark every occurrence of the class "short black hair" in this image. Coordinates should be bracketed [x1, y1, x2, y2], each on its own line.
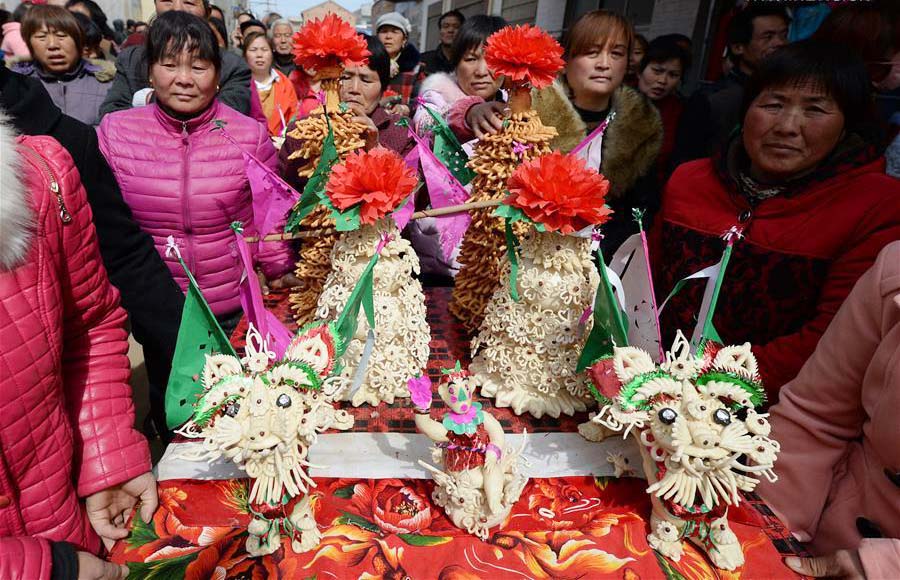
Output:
[209, 16, 227, 47]
[728, 3, 790, 47]
[438, 10, 464, 28]
[239, 18, 265, 35]
[640, 36, 691, 73]
[742, 40, 876, 138]
[72, 11, 102, 52]
[449, 14, 507, 69]
[146, 10, 221, 74]
[12, 2, 31, 23]
[363, 34, 390, 90]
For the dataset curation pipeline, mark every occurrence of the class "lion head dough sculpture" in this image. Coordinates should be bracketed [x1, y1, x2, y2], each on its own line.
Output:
[587, 331, 779, 570]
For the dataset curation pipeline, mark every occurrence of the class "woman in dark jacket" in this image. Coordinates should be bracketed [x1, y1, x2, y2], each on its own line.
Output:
[13, 4, 112, 126]
[650, 40, 900, 399]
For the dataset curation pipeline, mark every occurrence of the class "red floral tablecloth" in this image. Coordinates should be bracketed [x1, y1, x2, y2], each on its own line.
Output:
[116, 288, 807, 578]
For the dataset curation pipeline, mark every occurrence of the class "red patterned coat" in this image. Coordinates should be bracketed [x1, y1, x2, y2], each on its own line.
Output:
[0, 128, 151, 578]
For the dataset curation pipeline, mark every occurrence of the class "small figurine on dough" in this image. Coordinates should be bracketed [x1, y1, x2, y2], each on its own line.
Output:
[582, 332, 779, 570]
[177, 322, 355, 557]
[408, 364, 527, 540]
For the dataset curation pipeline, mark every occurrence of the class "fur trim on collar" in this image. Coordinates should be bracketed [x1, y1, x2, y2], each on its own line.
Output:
[0, 112, 32, 270]
[417, 72, 467, 105]
[534, 81, 663, 197]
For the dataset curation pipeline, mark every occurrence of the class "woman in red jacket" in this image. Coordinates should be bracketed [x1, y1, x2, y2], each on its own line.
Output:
[651, 40, 900, 400]
[0, 116, 157, 578]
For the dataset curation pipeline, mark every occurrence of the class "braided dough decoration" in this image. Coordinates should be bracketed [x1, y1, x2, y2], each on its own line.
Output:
[315, 220, 431, 406]
[589, 332, 779, 570]
[470, 228, 599, 418]
[449, 109, 557, 333]
[287, 76, 369, 326]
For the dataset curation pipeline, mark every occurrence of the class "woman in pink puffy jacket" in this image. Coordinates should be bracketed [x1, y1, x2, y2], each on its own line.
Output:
[0, 114, 157, 578]
[98, 11, 296, 336]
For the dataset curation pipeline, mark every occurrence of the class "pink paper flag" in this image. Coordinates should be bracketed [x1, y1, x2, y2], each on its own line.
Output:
[391, 145, 421, 230]
[233, 225, 292, 358]
[244, 151, 300, 238]
[408, 128, 471, 262]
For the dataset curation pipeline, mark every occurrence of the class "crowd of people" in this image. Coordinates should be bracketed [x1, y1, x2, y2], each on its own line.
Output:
[0, 0, 898, 578]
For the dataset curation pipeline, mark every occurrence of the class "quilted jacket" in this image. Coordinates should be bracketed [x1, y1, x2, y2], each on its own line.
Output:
[98, 100, 293, 317]
[0, 124, 151, 578]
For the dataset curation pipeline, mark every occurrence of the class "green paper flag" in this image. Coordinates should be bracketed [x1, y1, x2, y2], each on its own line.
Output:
[503, 218, 522, 302]
[693, 242, 733, 353]
[577, 249, 630, 372]
[165, 258, 237, 429]
[422, 104, 475, 185]
[284, 120, 340, 233]
[334, 248, 378, 350]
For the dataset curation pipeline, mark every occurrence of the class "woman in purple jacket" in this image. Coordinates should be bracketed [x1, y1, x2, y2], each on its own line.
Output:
[98, 11, 294, 333]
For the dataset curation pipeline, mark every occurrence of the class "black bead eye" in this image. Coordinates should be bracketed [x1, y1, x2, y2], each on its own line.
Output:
[713, 408, 731, 425]
[224, 401, 240, 417]
[276, 394, 292, 408]
[658, 408, 677, 425]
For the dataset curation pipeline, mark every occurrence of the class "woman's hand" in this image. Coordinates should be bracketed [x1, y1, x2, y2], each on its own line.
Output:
[385, 103, 410, 117]
[268, 272, 302, 291]
[465, 101, 508, 139]
[785, 550, 865, 579]
[347, 103, 380, 150]
[77, 552, 129, 579]
[85, 472, 158, 550]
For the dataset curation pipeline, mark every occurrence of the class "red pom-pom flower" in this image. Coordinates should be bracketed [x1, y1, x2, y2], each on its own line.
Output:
[484, 25, 564, 89]
[505, 152, 612, 234]
[326, 148, 418, 225]
[292, 14, 370, 72]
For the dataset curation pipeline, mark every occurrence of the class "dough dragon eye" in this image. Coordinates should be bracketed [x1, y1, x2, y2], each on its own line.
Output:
[276, 393, 292, 408]
[658, 408, 677, 425]
[713, 408, 731, 426]
[224, 401, 240, 417]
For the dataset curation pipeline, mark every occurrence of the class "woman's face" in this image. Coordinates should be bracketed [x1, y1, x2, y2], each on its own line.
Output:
[637, 58, 683, 100]
[150, 47, 218, 116]
[456, 44, 499, 100]
[245, 36, 272, 76]
[377, 25, 405, 58]
[566, 36, 629, 105]
[628, 42, 645, 75]
[30, 25, 79, 73]
[743, 82, 845, 183]
[340, 64, 382, 115]
[875, 51, 900, 92]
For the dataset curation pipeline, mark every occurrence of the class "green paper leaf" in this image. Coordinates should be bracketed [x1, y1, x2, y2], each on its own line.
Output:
[331, 204, 362, 231]
[422, 104, 475, 185]
[335, 511, 381, 533]
[125, 513, 159, 549]
[165, 259, 238, 430]
[653, 550, 689, 580]
[504, 219, 521, 302]
[333, 484, 356, 499]
[335, 251, 378, 350]
[285, 122, 339, 232]
[397, 533, 453, 547]
[127, 552, 200, 579]
[577, 249, 629, 373]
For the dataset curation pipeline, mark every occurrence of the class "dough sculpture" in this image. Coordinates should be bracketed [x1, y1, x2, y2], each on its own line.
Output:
[408, 366, 528, 540]
[177, 323, 354, 557]
[582, 332, 779, 570]
[286, 14, 370, 325]
[314, 148, 430, 406]
[471, 152, 612, 417]
[450, 25, 563, 332]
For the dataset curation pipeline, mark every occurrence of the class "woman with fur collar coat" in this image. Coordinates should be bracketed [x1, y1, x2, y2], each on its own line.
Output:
[455, 11, 662, 256]
[0, 113, 156, 579]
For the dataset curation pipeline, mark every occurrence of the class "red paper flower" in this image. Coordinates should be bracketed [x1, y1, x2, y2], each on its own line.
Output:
[505, 152, 612, 234]
[326, 147, 418, 225]
[292, 13, 369, 72]
[484, 24, 564, 89]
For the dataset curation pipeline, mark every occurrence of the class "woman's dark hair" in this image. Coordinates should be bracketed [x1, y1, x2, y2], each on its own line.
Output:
[208, 16, 227, 48]
[633, 33, 648, 52]
[72, 11, 102, 56]
[241, 30, 271, 55]
[742, 40, 876, 138]
[146, 10, 221, 74]
[65, 0, 115, 40]
[22, 5, 84, 57]
[449, 14, 507, 69]
[363, 34, 390, 90]
[639, 36, 691, 73]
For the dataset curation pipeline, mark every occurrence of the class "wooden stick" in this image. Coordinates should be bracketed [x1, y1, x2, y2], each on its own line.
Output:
[245, 199, 502, 243]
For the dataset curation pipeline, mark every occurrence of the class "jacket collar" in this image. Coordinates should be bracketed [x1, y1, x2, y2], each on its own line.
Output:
[370, 105, 395, 131]
[152, 99, 220, 134]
